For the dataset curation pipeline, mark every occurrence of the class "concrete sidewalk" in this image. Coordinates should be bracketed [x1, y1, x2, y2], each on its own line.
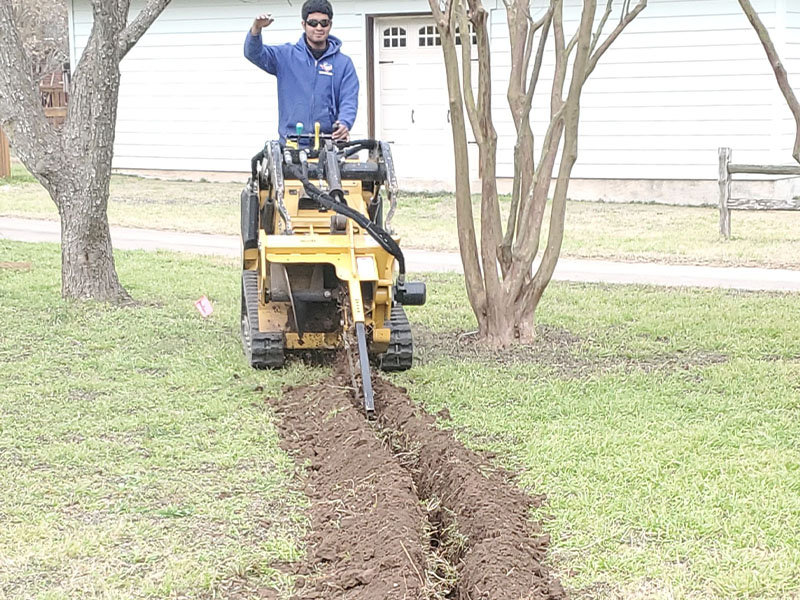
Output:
[2, 216, 800, 292]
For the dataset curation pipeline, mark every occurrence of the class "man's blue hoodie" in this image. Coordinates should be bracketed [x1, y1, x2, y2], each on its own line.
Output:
[244, 32, 359, 141]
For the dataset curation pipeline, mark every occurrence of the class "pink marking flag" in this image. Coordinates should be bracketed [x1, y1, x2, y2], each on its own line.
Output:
[194, 295, 214, 317]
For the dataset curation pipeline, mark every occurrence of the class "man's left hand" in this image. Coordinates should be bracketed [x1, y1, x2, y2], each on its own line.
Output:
[332, 121, 350, 142]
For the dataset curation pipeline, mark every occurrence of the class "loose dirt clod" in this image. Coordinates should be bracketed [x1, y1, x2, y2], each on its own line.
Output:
[270, 366, 565, 600]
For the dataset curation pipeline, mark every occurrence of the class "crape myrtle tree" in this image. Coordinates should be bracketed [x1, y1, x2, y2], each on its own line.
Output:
[427, 0, 646, 346]
[0, 0, 171, 302]
[737, 0, 800, 164]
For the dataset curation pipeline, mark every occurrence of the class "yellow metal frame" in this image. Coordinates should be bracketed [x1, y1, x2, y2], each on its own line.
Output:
[247, 167, 396, 353]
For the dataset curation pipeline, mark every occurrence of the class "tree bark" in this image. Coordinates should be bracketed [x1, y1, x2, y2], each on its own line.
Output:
[58, 178, 129, 302]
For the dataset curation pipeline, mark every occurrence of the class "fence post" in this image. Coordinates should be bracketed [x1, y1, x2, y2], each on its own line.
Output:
[0, 127, 10, 179]
[718, 147, 732, 239]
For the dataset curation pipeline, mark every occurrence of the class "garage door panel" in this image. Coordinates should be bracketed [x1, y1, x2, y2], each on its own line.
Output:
[377, 15, 477, 184]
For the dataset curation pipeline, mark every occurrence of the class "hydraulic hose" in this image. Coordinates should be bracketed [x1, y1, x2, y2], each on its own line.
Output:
[284, 163, 406, 280]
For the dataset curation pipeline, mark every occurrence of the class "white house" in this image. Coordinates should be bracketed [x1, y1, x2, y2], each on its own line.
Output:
[67, 0, 800, 203]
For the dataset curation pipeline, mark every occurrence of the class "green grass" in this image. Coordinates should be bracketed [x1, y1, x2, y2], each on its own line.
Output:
[3, 159, 800, 268]
[0, 241, 321, 599]
[0, 164, 242, 235]
[397, 273, 800, 599]
[2, 236, 800, 597]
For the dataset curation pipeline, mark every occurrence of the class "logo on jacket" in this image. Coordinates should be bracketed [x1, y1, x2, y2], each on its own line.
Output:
[319, 62, 334, 76]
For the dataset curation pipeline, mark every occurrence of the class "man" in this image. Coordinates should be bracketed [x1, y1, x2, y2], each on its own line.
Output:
[244, 0, 358, 143]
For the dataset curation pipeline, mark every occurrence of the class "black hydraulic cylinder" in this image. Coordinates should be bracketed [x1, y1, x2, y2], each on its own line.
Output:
[322, 146, 344, 202]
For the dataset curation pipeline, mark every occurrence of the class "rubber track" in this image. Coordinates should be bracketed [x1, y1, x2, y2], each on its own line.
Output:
[241, 270, 285, 369]
[379, 304, 413, 371]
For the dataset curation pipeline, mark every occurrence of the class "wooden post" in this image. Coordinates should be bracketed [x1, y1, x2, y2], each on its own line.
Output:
[718, 147, 732, 239]
[0, 127, 10, 179]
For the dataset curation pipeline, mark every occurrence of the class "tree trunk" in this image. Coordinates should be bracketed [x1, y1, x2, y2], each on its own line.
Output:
[56, 173, 130, 302]
[55, 26, 129, 302]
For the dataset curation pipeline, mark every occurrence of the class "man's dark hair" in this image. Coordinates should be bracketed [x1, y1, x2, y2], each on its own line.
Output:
[302, 0, 333, 20]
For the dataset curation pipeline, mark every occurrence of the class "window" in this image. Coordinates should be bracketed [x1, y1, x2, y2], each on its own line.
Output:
[419, 25, 441, 47]
[417, 23, 477, 46]
[383, 27, 407, 48]
[455, 24, 477, 46]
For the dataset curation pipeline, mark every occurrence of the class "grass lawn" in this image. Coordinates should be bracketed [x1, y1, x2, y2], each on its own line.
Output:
[405, 274, 800, 599]
[2, 240, 799, 598]
[3, 159, 800, 269]
[0, 241, 318, 599]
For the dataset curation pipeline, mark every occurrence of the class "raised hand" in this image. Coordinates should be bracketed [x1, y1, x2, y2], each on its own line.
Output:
[251, 13, 274, 35]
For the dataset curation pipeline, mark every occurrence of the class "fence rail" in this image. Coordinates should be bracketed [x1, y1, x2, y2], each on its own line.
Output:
[718, 147, 800, 238]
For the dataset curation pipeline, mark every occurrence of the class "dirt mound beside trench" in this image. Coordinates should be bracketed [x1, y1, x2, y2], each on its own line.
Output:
[271, 372, 565, 600]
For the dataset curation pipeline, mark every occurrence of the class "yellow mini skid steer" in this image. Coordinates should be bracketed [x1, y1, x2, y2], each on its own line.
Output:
[240, 127, 425, 416]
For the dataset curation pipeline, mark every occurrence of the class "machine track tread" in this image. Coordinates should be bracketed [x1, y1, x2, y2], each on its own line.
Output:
[379, 304, 413, 372]
[241, 270, 285, 369]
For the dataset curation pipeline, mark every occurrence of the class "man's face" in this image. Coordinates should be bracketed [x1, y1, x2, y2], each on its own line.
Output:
[303, 11, 332, 45]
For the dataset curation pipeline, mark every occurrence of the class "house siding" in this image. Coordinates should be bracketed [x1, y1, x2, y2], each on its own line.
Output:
[491, 0, 795, 180]
[68, 0, 799, 184]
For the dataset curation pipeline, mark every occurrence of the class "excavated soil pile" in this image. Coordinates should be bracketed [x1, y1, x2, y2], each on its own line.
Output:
[374, 378, 565, 600]
[274, 380, 430, 599]
[271, 370, 565, 600]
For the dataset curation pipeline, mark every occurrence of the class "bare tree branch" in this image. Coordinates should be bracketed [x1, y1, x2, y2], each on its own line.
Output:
[590, 0, 613, 56]
[551, 1, 568, 111]
[621, 0, 631, 23]
[457, 3, 482, 145]
[502, 5, 553, 265]
[519, 20, 535, 97]
[465, 0, 502, 291]
[430, 0, 445, 23]
[565, 31, 579, 58]
[118, 0, 171, 59]
[526, 8, 553, 106]
[738, 0, 800, 163]
[428, 0, 487, 325]
[531, 0, 596, 298]
[585, 0, 647, 81]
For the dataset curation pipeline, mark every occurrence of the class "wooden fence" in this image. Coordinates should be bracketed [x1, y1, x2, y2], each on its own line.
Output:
[0, 127, 10, 178]
[41, 83, 68, 127]
[718, 147, 800, 238]
[0, 73, 68, 178]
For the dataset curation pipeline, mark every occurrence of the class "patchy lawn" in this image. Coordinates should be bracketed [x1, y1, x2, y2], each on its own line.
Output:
[3, 160, 800, 269]
[2, 242, 799, 598]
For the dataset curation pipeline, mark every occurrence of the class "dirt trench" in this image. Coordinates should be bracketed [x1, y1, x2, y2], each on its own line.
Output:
[270, 366, 565, 600]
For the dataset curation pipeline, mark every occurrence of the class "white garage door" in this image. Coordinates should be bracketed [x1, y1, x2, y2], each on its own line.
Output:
[376, 16, 478, 187]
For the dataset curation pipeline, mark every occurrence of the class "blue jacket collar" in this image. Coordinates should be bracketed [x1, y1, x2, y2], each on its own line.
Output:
[296, 33, 342, 61]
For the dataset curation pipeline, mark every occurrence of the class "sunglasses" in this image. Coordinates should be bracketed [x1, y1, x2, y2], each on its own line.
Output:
[306, 19, 330, 28]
